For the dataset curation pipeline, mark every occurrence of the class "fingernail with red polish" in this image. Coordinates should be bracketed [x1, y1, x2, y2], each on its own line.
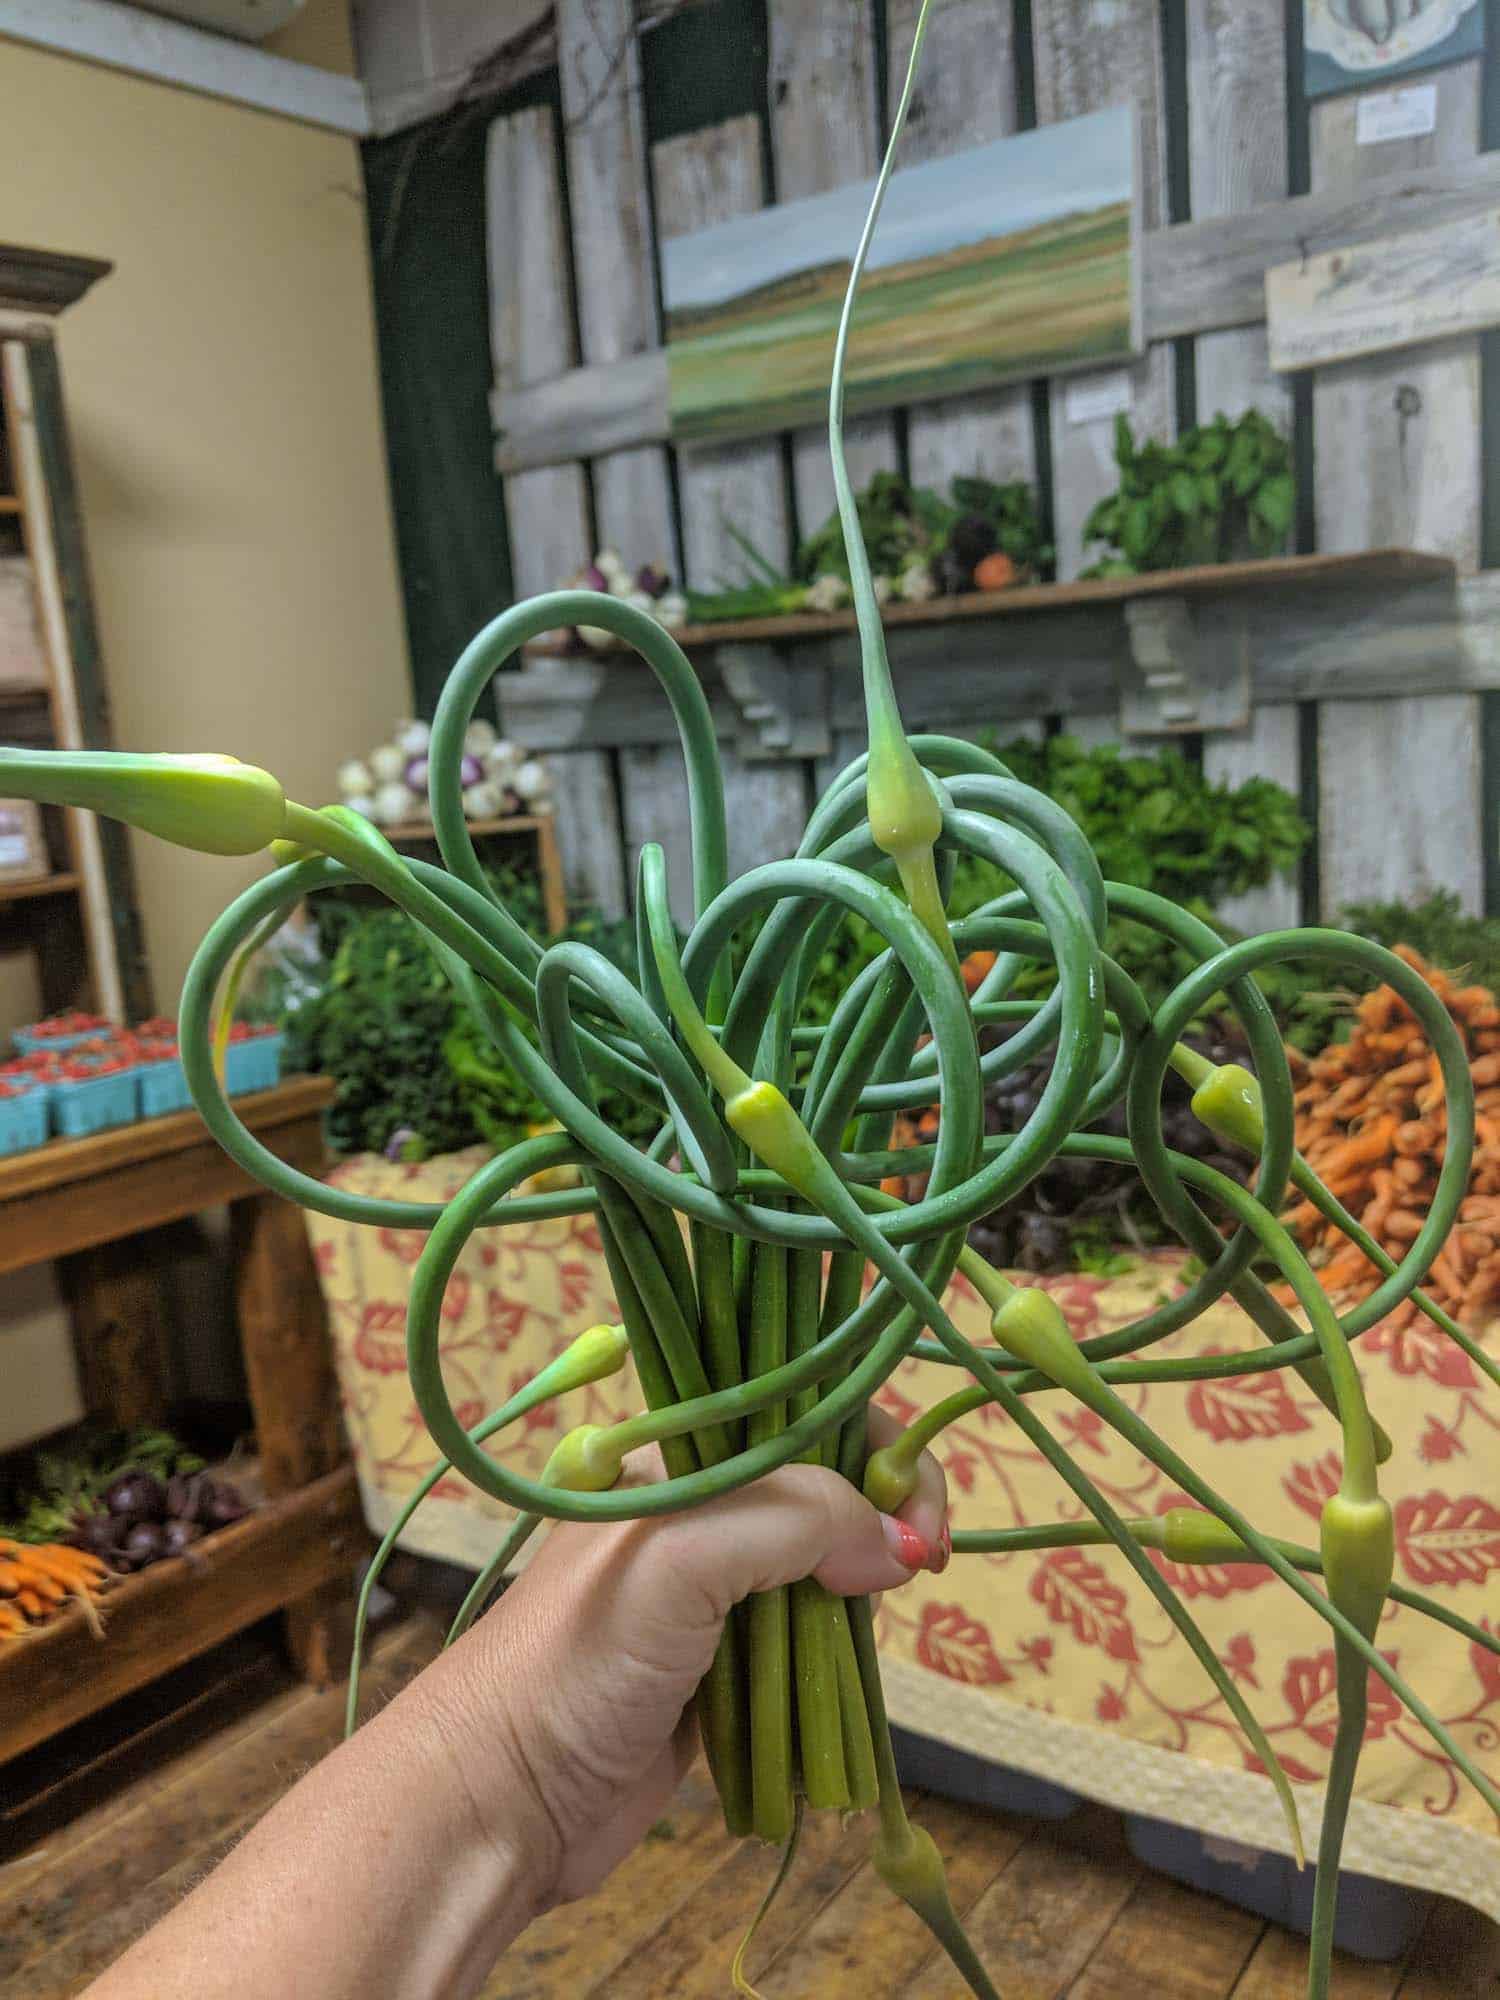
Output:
[882, 1516, 930, 1570]
[929, 1520, 952, 1574]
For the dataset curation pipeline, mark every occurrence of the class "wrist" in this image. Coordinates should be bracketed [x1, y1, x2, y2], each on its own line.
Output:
[405, 1626, 566, 1927]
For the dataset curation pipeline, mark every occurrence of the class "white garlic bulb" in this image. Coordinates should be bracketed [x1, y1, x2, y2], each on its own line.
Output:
[371, 780, 415, 825]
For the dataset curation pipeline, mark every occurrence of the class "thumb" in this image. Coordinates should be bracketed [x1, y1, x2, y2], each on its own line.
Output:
[653, 1460, 936, 1622]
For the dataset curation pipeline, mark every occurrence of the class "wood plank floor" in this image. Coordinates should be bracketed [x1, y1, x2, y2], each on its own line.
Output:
[1, 1617, 1494, 1998]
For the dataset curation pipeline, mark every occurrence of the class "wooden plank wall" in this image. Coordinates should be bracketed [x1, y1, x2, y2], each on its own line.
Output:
[484, 0, 1495, 934]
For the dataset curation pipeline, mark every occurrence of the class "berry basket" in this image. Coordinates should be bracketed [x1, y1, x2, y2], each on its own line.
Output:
[133, 1022, 192, 1118]
[12, 1010, 112, 1056]
[223, 1025, 283, 1096]
[0, 1078, 49, 1156]
[50, 1037, 139, 1138]
[136, 1040, 193, 1118]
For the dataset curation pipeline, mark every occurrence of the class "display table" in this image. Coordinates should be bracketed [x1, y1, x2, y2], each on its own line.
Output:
[0, 1077, 363, 1764]
[313, 1146, 1500, 1925]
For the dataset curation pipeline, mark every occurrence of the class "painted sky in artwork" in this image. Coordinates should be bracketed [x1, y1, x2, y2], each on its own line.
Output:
[661, 105, 1135, 318]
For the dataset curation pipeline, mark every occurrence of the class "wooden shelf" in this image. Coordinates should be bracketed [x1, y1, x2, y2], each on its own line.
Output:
[0, 1074, 334, 1274]
[521, 549, 1455, 656]
[0, 1465, 363, 1765]
[380, 814, 548, 840]
[0, 496, 22, 516]
[0, 871, 79, 906]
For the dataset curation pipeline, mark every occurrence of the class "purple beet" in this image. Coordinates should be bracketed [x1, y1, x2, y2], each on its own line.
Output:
[105, 1471, 167, 1521]
[121, 1520, 166, 1568]
[203, 1480, 249, 1527]
[166, 1472, 209, 1523]
[161, 1518, 203, 1557]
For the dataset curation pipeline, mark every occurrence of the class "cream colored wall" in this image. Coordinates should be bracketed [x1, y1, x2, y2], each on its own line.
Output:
[0, 32, 409, 1006]
[0, 18, 408, 1445]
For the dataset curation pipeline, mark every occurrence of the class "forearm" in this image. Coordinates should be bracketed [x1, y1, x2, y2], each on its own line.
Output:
[86, 1649, 547, 2000]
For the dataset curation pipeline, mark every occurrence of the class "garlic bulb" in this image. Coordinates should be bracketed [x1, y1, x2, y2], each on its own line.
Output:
[369, 744, 405, 784]
[337, 758, 373, 798]
[463, 779, 504, 819]
[371, 780, 416, 825]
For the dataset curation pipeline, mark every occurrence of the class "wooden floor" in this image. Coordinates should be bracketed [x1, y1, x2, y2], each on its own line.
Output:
[0, 1616, 1494, 1999]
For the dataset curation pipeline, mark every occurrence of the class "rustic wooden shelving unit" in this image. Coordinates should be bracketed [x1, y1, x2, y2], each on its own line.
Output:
[0, 1076, 360, 1764]
[0, 243, 149, 1037]
[520, 549, 1455, 660]
[381, 812, 567, 933]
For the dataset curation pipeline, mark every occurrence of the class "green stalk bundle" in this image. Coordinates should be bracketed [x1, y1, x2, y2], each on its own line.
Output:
[3, 10, 1497, 1993]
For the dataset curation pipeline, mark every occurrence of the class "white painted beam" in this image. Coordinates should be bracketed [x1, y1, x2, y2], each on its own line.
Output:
[0, 0, 370, 134]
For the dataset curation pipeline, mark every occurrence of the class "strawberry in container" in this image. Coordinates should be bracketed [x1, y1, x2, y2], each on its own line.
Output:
[50, 1034, 140, 1139]
[0, 1074, 49, 1156]
[12, 1009, 111, 1056]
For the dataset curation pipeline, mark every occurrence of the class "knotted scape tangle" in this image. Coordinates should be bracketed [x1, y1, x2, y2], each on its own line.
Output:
[6, 11, 1500, 1996]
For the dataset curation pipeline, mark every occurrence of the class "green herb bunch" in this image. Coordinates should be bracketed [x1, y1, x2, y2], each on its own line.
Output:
[1082, 409, 1295, 577]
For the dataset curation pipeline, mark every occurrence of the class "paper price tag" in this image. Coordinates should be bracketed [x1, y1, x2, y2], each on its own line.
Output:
[1064, 368, 1133, 426]
[1356, 84, 1437, 147]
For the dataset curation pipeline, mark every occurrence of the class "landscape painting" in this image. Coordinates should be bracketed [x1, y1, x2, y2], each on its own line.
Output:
[661, 105, 1141, 446]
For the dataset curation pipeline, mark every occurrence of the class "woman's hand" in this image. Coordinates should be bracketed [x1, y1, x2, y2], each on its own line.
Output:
[86, 1412, 944, 2000]
[430, 1408, 948, 1913]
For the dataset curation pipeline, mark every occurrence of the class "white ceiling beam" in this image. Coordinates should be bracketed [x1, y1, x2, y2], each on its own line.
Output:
[0, 0, 371, 135]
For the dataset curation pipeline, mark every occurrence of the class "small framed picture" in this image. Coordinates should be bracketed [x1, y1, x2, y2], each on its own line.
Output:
[0, 798, 48, 883]
[0, 556, 45, 689]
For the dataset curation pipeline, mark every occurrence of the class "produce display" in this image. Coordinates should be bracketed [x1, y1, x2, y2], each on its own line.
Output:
[0, 1016, 283, 1150]
[883, 998, 1257, 1272]
[683, 468, 1052, 626]
[335, 716, 553, 829]
[1081, 408, 1295, 578]
[0, 1428, 251, 1639]
[3, 12, 1497, 1995]
[1286, 947, 1500, 1327]
[0, 1540, 109, 1638]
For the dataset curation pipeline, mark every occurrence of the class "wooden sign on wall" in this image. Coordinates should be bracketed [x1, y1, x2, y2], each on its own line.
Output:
[1266, 206, 1500, 372]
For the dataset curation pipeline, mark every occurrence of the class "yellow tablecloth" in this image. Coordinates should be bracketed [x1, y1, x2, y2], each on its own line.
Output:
[310, 1149, 1500, 1919]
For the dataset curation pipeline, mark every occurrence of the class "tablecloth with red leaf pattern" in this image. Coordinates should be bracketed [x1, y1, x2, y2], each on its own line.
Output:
[308, 1149, 1500, 1919]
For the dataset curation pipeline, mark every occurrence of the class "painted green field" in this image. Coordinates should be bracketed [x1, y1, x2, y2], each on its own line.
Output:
[666, 202, 1133, 443]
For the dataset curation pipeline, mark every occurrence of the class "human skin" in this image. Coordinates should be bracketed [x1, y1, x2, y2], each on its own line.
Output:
[86, 1417, 946, 2000]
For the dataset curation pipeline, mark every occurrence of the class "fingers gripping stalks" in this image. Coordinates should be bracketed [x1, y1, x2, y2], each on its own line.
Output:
[0, 5, 1490, 1995]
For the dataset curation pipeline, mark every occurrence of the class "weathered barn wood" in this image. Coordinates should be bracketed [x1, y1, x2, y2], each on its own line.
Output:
[483, 3, 1497, 938]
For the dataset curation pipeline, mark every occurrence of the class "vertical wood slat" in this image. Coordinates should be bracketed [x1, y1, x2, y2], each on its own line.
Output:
[768, 3, 897, 538]
[556, 0, 676, 565]
[1186, 0, 1299, 932]
[883, 0, 1035, 495]
[1184, 0, 1290, 431]
[487, 102, 625, 918]
[1310, 62, 1484, 918]
[1318, 699, 1482, 914]
[1205, 704, 1301, 935]
[651, 116, 793, 589]
[618, 740, 692, 929]
[1031, 0, 1174, 581]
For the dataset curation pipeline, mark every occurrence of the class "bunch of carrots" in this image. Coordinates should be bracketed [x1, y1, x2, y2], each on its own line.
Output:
[0, 1537, 111, 1641]
[1285, 946, 1500, 1327]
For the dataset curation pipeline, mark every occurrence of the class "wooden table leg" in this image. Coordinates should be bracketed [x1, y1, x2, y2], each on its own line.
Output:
[231, 1190, 359, 1686]
[58, 1234, 176, 1429]
[536, 815, 568, 935]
